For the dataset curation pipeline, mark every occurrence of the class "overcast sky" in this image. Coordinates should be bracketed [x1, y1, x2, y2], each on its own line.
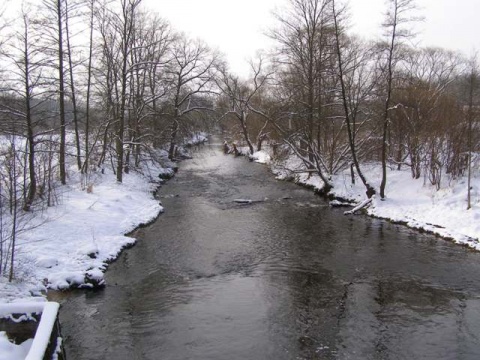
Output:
[143, 0, 480, 77]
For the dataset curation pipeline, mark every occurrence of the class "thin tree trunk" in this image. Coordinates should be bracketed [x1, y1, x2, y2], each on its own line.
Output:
[467, 69, 475, 209]
[332, 0, 375, 198]
[380, 0, 399, 199]
[57, 0, 67, 185]
[65, 0, 81, 170]
[23, 16, 36, 211]
[83, 0, 94, 174]
[240, 111, 254, 154]
[168, 118, 178, 160]
[9, 137, 18, 282]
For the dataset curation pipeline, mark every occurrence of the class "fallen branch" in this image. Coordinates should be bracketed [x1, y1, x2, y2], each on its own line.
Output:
[292, 169, 318, 174]
[233, 198, 266, 204]
[344, 198, 373, 215]
[330, 199, 355, 207]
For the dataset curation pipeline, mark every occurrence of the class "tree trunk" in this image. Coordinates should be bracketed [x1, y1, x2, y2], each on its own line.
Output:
[22, 18, 36, 211]
[168, 119, 179, 160]
[57, 0, 67, 185]
[240, 111, 254, 155]
[83, 0, 94, 174]
[9, 138, 18, 282]
[332, 0, 375, 198]
[65, 0, 82, 170]
[467, 66, 476, 209]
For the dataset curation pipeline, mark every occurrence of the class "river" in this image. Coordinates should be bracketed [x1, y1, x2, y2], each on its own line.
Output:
[57, 139, 480, 359]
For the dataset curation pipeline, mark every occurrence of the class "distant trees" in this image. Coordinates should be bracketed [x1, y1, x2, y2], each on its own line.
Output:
[0, 0, 220, 280]
[164, 35, 218, 160]
[332, 0, 376, 198]
[0, 0, 479, 279]
[378, 0, 420, 199]
[268, 0, 336, 191]
[217, 57, 273, 155]
[392, 47, 460, 186]
[1, 5, 50, 211]
[226, 0, 479, 203]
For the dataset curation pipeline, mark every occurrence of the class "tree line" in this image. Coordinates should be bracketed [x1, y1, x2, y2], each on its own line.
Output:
[0, 0, 220, 280]
[0, 0, 478, 280]
[219, 0, 479, 204]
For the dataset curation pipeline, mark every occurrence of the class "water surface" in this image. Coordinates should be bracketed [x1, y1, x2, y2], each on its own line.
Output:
[58, 139, 480, 359]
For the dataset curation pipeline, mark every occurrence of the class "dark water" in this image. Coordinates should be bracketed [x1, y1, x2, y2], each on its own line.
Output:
[57, 140, 480, 359]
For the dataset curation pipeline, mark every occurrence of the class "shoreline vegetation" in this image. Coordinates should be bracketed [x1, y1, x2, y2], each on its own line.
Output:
[0, 134, 208, 304]
[233, 145, 480, 252]
[1, 134, 478, 305]
[1, 0, 478, 307]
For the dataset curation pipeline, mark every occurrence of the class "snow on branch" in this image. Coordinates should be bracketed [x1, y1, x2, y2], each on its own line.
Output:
[344, 197, 373, 215]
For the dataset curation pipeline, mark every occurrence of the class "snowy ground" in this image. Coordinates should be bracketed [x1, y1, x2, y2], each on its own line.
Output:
[247, 147, 480, 251]
[0, 148, 176, 303]
[0, 332, 32, 360]
[0, 131, 210, 358]
[1, 134, 478, 325]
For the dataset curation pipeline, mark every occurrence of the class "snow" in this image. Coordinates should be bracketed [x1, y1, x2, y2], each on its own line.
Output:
[343, 197, 373, 215]
[0, 147, 174, 302]
[250, 151, 271, 164]
[271, 154, 480, 250]
[184, 132, 208, 146]
[232, 146, 272, 164]
[0, 302, 45, 318]
[0, 302, 59, 360]
[0, 128, 478, 304]
[25, 302, 59, 360]
[0, 333, 32, 360]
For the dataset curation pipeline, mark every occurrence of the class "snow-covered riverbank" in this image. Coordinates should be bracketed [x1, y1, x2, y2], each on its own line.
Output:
[250, 149, 480, 251]
[0, 149, 175, 303]
[2, 136, 478, 304]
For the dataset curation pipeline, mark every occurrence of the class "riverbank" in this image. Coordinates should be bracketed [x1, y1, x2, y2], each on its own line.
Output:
[57, 138, 480, 360]
[244, 148, 480, 251]
[0, 148, 177, 303]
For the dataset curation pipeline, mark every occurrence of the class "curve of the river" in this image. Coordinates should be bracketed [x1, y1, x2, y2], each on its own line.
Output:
[57, 139, 480, 360]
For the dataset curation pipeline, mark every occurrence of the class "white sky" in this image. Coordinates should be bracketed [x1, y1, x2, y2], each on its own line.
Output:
[3, 0, 478, 77]
[144, 0, 480, 77]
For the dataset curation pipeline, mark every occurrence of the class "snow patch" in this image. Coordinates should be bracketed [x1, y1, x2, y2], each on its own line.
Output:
[271, 154, 480, 250]
[250, 151, 271, 164]
[1, 149, 173, 301]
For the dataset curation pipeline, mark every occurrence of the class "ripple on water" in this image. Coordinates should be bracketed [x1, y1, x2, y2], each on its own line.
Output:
[59, 138, 480, 360]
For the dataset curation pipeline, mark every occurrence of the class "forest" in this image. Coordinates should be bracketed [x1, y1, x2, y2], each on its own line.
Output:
[0, 0, 478, 281]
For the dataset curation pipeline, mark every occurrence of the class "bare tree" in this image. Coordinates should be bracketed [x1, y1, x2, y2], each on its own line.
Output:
[331, 0, 376, 198]
[64, 0, 82, 170]
[0, 7, 48, 211]
[465, 55, 479, 209]
[394, 47, 460, 184]
[217, 57, 272, 155]
[82, 0, 96, 174]
[145, 16, 173, 149]
[39, 0, 68, 185]
[269, 0, 335, 192]
[96, 0, 142, 181]
[115, 0, 142, 181]
[123, 11, 173, 171]
[379, 0, 419, 199]
[165, 35, 218, 160]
